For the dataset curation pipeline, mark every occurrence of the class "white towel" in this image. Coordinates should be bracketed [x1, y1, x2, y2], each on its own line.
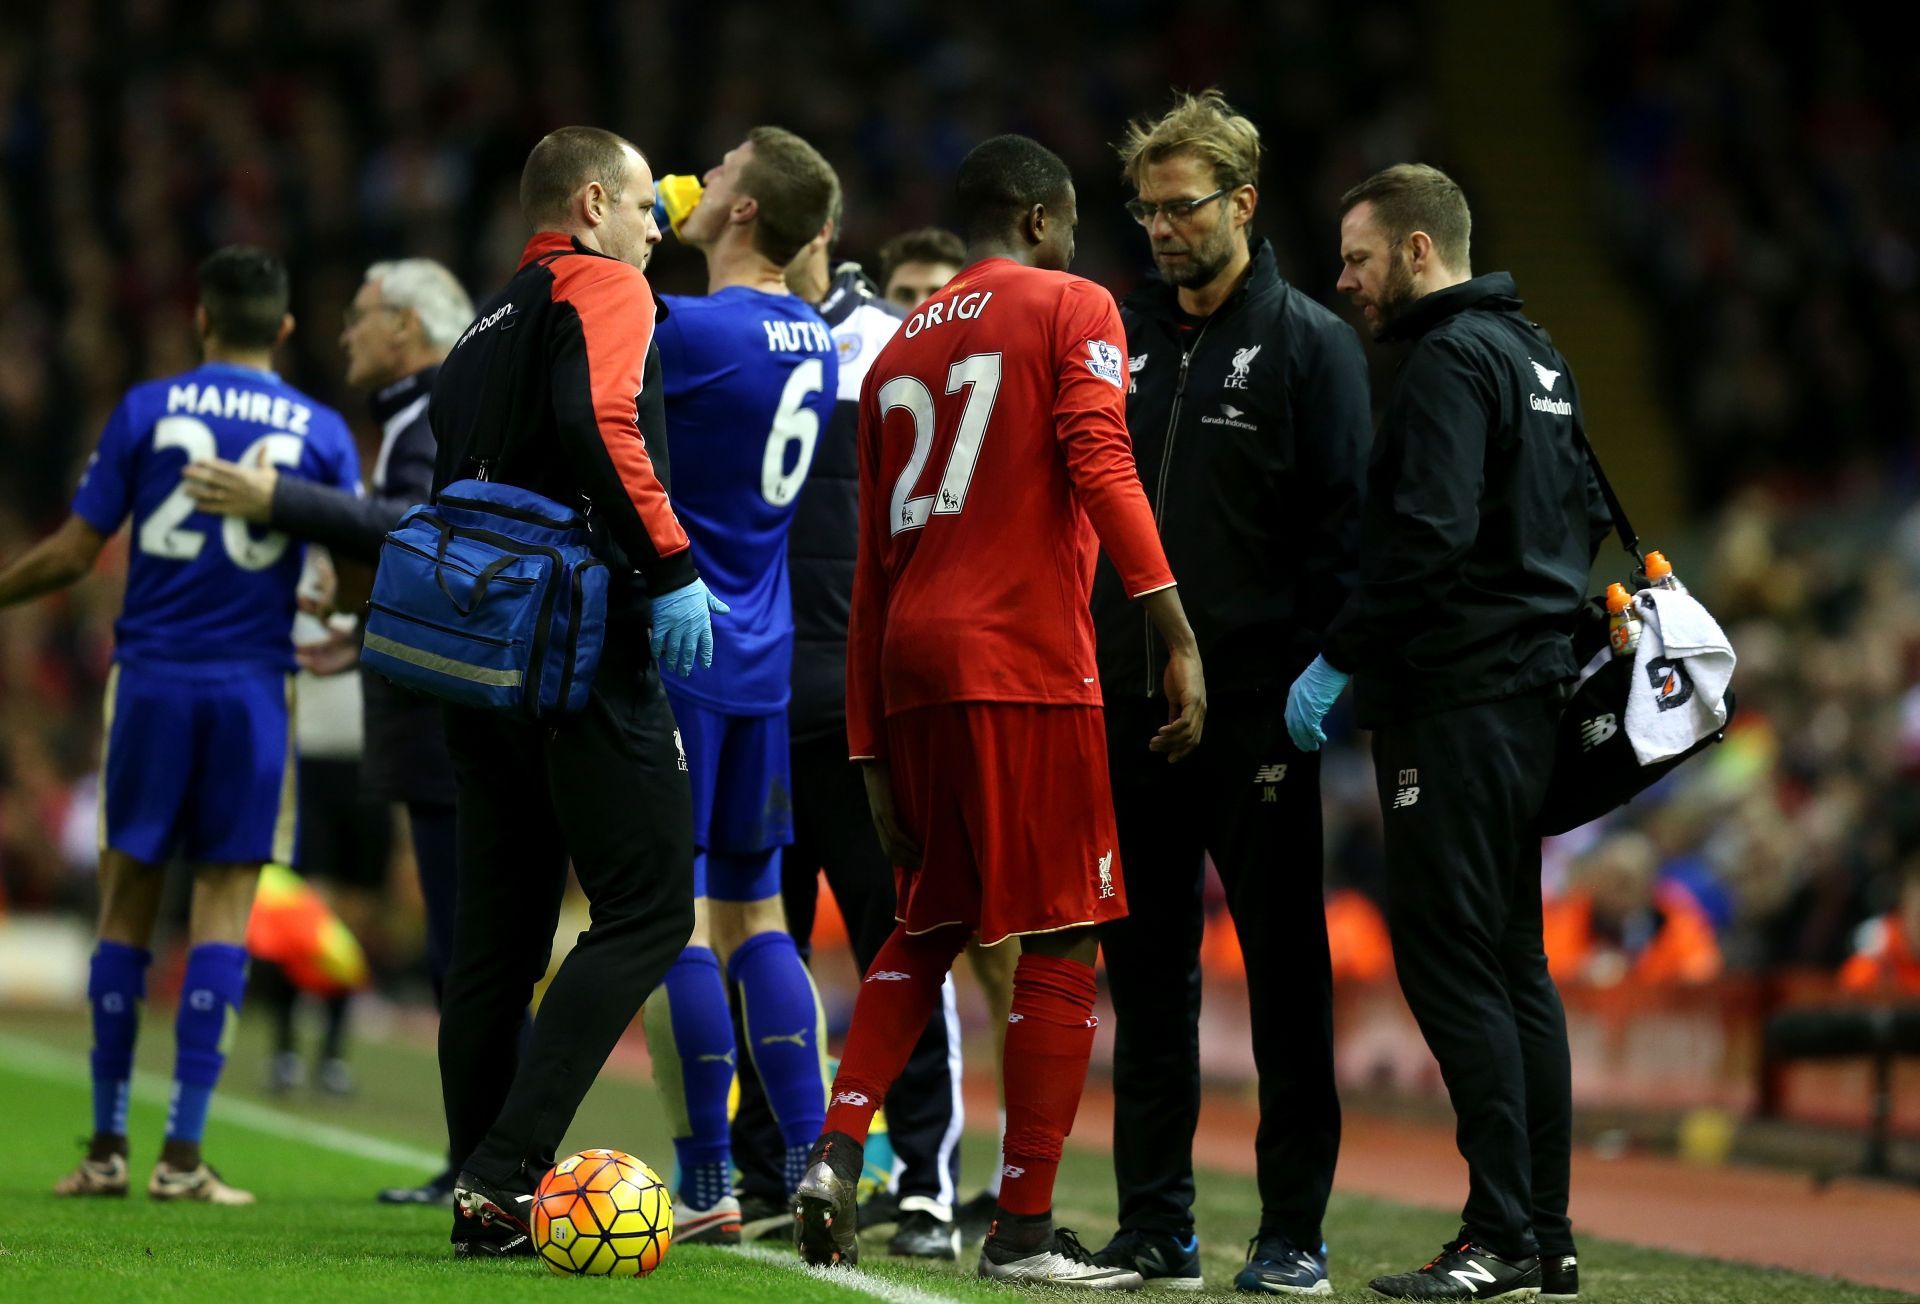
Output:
[1625, 589, 1736, 765]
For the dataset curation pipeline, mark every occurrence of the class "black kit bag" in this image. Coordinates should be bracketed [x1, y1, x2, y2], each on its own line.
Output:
[1534, 425, 1735, 836]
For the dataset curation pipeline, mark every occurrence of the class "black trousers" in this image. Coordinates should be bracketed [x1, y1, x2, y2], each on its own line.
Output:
[1371, 687, 1573, 1260]
[405, 799, 458, 1001]
[438, 634, 695, 1186]
[732, 730, 963, 1206]
[1100, 690, 1339, 1246]
[296, 756, 392, 891]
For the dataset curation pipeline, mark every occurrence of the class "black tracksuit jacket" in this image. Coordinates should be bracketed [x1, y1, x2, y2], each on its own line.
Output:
[1322, 272, 1613, 727]
[430, 232, 695, 621]
[1092, 239, 1371, 699]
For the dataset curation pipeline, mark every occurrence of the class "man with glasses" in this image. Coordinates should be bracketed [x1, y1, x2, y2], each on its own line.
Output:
[1089, 89, 1371, 1294]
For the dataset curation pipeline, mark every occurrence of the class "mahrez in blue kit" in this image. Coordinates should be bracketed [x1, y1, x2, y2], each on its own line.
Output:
[0, 247, 360, 1204]
[638, 128, 840, 1242]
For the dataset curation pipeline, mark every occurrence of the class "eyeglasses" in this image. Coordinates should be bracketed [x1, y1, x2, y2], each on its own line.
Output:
[1124, 187, 1230, 226]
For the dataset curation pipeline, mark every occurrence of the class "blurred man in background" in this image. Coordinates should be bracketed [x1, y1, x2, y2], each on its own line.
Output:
[876, 227, 965, 311]
[184, 255, 479, 1207]
[1090, 88, 1369, 1295]
[0, 247, 362, 1205]
[1289, 163, 1608, 1302]
[637, 127, 841, 1244]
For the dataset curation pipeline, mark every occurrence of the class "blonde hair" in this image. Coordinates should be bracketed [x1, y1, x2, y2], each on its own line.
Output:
[1117, 88, 1261, 193]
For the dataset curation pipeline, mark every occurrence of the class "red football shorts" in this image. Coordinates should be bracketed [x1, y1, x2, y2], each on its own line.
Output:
[882, 702, 1125, 945]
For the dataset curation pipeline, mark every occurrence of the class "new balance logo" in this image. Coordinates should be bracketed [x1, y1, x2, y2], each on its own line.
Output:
[759, 1031, 808, 1048]
[1392, 767, 1420, 810]
[1097, 848, 1116, 899]
[1001, 1164, 1026, 1180]
[866, 970, 911, 982]
[832, 1090, 870, 1107]
[1448, 1258, 1498, 1290]
[1530, 359, 1561, 391]
[1580, 712, 1618, 750]
[1253, 764, 1288, 783]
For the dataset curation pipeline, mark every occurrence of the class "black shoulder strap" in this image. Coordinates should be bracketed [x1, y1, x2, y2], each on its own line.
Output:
[1569, 413, 1642, 570]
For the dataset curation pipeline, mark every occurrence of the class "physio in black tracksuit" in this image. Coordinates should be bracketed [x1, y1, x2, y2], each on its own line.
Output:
[1292, 164, 1610, 1301]
[424, 132, 716, 1249]
[728, 258, 968, 1243]
[1089, 91, 1369, 1292]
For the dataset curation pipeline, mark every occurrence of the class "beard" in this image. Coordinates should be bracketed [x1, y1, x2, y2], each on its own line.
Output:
[1367, 249, 1419, 335]
[1154, 218, 1236, 289]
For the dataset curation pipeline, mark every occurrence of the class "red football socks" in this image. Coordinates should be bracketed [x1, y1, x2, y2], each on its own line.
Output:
[820, 924, 969, 1143]
[997, 952, 1099, 1216]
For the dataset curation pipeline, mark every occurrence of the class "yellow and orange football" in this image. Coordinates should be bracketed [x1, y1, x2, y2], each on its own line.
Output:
[532, 1148, 673, 1277]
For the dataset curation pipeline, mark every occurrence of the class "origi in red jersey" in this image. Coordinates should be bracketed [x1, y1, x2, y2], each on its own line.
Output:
[847, 257, 1175, 762]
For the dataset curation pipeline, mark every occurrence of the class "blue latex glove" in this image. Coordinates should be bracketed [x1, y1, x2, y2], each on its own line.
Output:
[1284, 654, 1351, 752]
[650, 578, 730, 677]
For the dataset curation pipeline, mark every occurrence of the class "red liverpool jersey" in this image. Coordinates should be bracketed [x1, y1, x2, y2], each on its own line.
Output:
[846, 258, 1175, 760]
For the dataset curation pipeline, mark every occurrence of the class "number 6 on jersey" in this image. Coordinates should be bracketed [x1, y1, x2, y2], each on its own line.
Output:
[880, 352, 1002, 535]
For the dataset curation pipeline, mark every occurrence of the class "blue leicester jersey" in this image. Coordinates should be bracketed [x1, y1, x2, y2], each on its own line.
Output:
[657, 288, 838, 712]
[72, 362, 362, 668]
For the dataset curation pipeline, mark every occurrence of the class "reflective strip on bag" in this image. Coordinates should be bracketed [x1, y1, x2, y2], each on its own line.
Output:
[363, 633, 525, 687]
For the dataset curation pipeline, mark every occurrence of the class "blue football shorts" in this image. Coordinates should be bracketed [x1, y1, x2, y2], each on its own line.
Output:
[664, 688, 793, 872]
[99, 658, 296, 866]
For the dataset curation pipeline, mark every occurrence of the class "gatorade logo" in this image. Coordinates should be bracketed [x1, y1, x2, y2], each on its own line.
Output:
[1647, 657, 1695, 711]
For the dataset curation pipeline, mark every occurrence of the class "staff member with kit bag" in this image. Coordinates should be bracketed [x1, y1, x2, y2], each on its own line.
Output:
[365, 126, 722, 1259]
[1285, 164, 1610, 1303]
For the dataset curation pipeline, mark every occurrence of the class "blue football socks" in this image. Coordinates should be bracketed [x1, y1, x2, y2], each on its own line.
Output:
[655, 946, 736, 1210]
[166, 942, 249, 1147]
[729, 926, 828, 1192]
[88, 941, 152, 1141]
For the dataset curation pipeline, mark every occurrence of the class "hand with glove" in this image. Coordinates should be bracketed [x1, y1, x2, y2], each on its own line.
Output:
[649, 577, 729, 677]
[1285, 654, 1351, 752]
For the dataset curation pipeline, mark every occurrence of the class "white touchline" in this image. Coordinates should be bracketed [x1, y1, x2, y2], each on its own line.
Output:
[0, 1031, 966, 1304]
[731, 1244, 967, 1304]
[0, 1031, 443, 1171]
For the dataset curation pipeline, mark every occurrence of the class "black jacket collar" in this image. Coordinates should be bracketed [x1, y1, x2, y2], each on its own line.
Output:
[370, 365, 437, 423]
[1377, 272, 1521, 343]
[1124, 237, 1283, 322]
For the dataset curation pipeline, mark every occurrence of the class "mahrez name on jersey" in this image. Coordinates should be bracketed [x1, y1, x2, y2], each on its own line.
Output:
[164, 381, 314, 435]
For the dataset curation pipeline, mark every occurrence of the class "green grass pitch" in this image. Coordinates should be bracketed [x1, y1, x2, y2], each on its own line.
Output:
[0, 1010, 1889, 1302]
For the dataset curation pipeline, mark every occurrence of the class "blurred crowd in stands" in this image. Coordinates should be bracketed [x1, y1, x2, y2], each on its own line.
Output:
[2, 0, 1916, 1016]
[1576, 0, 1920, 512]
